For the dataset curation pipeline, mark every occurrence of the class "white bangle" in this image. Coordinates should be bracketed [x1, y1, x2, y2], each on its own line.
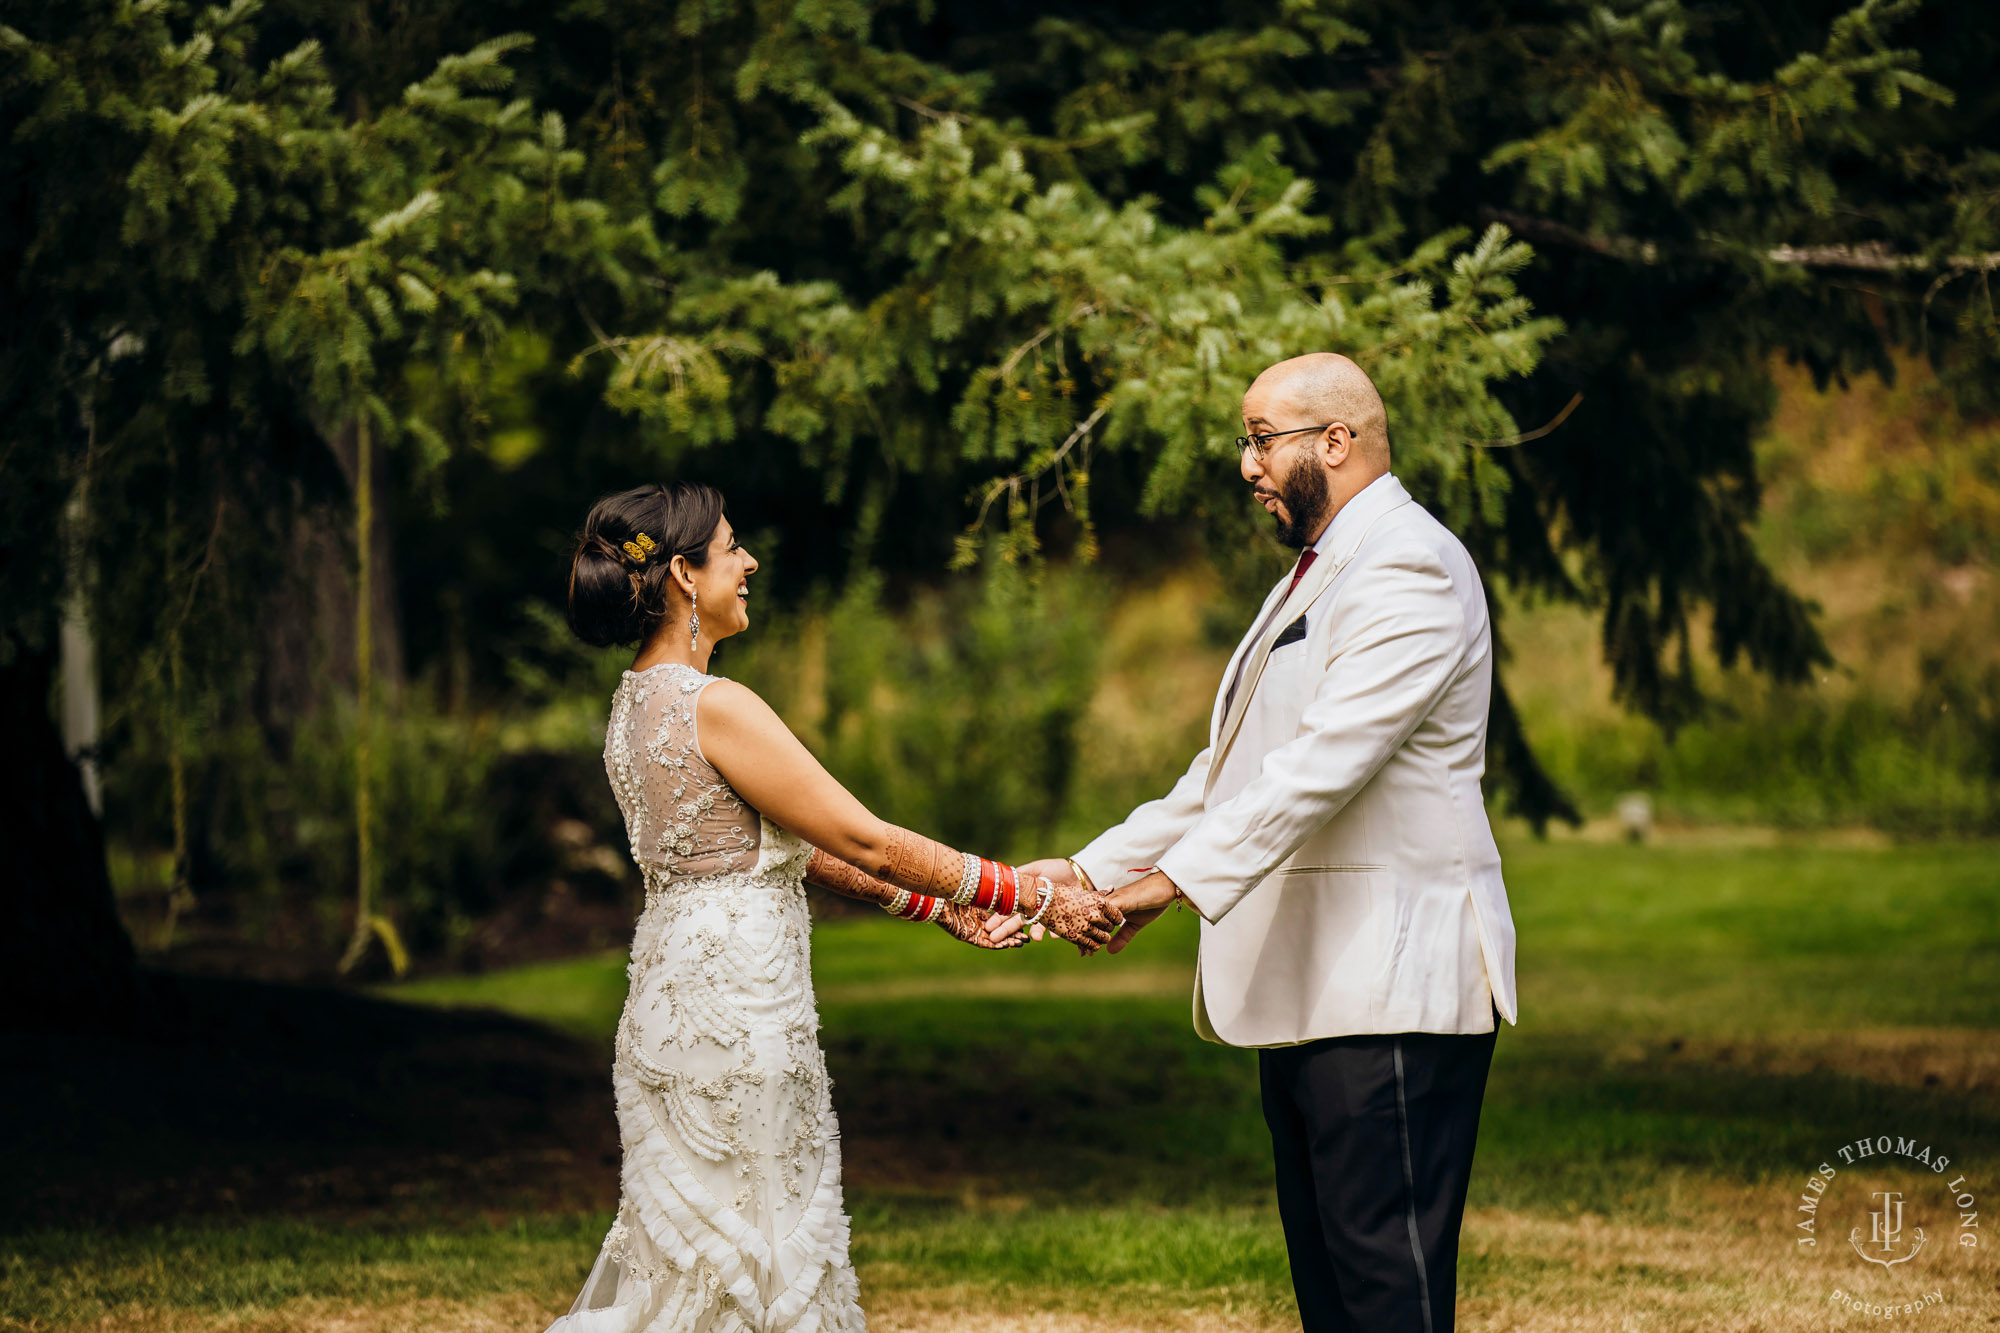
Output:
[951, 851, 980, 905]
[1023, 876, 1055, 929]
[884, 888, 911, 916]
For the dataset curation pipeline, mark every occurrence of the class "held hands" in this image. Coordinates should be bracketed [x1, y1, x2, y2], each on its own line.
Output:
[985, 862, 1182, 955]
[1101, 870, 1180, 954]
[926, 860, 1115, 954]
[1035, 876, 1124, 954]
[983, 858, 1075, 946]
[807, 842, 1114, 952]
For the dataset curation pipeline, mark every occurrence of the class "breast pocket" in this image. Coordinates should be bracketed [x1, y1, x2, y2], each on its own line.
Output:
[1251, 629, 1315, 725]
[1252, 639, 1309, 709]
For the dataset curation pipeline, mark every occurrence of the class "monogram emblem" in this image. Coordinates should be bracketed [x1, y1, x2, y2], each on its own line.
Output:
[1850, 1190, 1927, 1267]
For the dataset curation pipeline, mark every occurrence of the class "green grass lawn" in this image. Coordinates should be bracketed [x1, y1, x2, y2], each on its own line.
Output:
[9, 837, 1998, 1331]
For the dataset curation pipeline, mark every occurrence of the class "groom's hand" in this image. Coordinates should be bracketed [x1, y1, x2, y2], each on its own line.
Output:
[983, 858, 1075, 944]
[1104, 870, 1181, 954]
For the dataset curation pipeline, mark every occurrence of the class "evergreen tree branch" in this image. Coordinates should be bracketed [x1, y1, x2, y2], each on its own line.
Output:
[1477, 208, 2000, 273]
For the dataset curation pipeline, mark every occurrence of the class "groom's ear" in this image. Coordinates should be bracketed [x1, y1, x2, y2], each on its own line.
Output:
[1320, 422, 1355, 467]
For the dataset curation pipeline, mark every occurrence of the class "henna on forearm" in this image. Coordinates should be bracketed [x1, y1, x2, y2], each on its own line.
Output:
[807, 848, 1019, 950]
[879, 825, 956, 893]
[804, 848, 898, 908]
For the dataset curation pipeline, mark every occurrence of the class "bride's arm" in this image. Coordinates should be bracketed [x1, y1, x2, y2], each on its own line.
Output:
[802, 849, 1021, 949]
[695, 680, 890, 871]
[801, 848, 896, 908]
[696, 680, 1119, 949]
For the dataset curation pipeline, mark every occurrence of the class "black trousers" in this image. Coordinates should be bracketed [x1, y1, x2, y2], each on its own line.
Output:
[1258, 1018, 1498, 1333]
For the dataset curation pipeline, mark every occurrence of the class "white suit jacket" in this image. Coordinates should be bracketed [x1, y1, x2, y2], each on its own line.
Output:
[1074, 474, 1517, 1046]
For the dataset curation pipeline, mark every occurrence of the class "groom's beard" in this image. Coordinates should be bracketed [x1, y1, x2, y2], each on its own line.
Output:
[1271, 457, 1331, 549]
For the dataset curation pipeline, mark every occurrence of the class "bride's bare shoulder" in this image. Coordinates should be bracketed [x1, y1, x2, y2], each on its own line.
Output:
[693, 677, 785, 736]
[692, 677, 819, 782]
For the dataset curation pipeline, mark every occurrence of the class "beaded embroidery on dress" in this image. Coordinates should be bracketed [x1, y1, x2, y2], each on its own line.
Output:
[545, 662, 865, 1333]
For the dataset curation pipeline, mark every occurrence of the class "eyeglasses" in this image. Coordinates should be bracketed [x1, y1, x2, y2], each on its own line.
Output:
[1236, 424, 1332, 464]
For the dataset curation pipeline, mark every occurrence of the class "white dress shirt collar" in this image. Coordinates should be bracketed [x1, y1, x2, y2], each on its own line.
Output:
[1310, 471, 1408, 562]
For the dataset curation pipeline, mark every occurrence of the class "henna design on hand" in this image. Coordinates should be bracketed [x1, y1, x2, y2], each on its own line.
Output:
[1038, 879, 1124, 953]
[935, 901, 1020, 950]
[804, 848, 896, 908]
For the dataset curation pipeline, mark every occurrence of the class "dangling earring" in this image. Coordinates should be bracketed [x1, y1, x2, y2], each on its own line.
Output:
[688, 589, 700, 654]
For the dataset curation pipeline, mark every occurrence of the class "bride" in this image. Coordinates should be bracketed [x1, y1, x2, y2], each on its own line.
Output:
[545, 482, 1122, 1332]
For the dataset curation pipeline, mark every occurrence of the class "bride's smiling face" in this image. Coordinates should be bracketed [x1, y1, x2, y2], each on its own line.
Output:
[678, 517, 759, 641]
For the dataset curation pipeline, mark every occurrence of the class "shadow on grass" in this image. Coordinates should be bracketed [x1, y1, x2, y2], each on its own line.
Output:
[819, 1000, 2000, 1219]
[0, 971, 621, 1234]
[8, 974, 1996, 1235]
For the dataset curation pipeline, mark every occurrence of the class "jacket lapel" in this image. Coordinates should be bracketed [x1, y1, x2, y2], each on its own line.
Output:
[1204, 484, 1417, 792]
[1207, 548, 1348, 781]
[1208, 574, 1292, 744]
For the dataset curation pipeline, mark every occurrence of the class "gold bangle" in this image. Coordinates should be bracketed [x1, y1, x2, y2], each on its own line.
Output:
[1066, 857, 1098, 896]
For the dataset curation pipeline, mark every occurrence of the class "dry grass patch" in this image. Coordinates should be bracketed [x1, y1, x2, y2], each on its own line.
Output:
[16, 1292, 554, 1333]
[1462, 1198, 1996, 1332]
[1643, 1028, 2000, 1096]
[866, 1289, 1287, 1333]
[18, 1199, 1996, 1333]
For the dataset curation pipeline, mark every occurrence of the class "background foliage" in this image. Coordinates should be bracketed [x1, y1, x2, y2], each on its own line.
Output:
[3, 0, 1996, 973]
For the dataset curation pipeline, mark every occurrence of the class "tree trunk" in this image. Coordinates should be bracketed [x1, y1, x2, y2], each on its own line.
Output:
[249, 420, 404, 748]
[0, 650, 154, 1035]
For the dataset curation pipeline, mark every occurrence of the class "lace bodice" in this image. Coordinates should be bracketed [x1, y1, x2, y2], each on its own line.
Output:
[605, 662, 761, 880]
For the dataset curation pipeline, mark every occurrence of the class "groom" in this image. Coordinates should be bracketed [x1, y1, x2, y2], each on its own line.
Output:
[1015, 353, 1517, 1332]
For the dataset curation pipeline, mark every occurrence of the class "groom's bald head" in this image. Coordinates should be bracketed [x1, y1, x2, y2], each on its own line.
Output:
[1246, 353, 1391, 467]
[1238, 353, 1392, 549]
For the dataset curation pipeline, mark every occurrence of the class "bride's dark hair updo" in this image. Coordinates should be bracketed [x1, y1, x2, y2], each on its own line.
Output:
[567, 482, 728, 648]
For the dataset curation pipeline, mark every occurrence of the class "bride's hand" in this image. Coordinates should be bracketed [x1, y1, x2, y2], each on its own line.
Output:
[935, 901, 1024, 950]
[984, 858, 1074, 944]
[1038, 878, 1124, 955]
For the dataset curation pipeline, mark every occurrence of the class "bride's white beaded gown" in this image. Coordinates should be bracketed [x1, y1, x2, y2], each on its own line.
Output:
[546, 661, 866, 1333]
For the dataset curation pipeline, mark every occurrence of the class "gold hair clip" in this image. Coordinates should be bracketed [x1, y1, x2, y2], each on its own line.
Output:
[621, 532, 658, 564]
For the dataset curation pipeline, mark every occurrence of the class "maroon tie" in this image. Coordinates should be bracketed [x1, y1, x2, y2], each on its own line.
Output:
[1284, 548, 1319, 602]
